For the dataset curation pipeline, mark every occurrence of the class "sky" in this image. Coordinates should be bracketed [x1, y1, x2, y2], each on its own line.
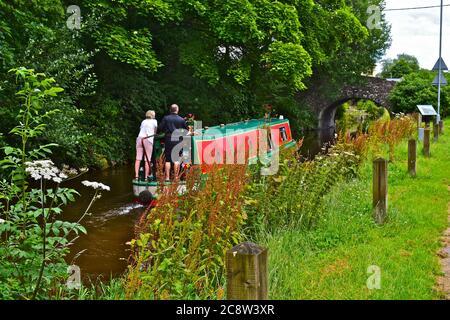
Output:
[377, 0, 450, 72]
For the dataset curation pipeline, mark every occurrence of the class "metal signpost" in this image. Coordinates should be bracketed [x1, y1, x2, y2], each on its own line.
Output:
[417, 105, 438, 141]
[432, 0, 447, 124]
[417, 105, 438, 118]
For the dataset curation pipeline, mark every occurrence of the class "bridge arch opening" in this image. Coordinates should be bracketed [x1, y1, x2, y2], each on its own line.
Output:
[319, 97, 387, 129]
[302, 77, 397, 129]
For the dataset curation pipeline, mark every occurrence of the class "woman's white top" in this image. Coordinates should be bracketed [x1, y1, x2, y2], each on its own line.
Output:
[138, 119, 158, 144]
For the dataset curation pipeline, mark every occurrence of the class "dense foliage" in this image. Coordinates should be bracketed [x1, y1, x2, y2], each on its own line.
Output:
[1, 0, 390, 168]
[380, 53, 420, 79]
[335, 99, 387, 133]
[243, 142, 362, 234]
[0, 69, 108, 299]
[389, 70, 450, 117]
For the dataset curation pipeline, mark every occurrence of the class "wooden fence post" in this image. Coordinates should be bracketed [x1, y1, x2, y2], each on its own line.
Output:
[408, 139, 416, 177]
[226, 242, 268, 300]
[423, 127, 431, 157]
[373, 158, 388, 225]
[433, 123, 439, 142]
[439, 120, 444, 134]
[416, 113, 422, 130]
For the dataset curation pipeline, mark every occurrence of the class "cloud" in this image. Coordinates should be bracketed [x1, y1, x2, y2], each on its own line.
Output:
[376, 0, 449, 72]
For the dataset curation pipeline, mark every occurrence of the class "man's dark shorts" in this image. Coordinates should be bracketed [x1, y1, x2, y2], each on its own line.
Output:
[164, 136, 183, 163]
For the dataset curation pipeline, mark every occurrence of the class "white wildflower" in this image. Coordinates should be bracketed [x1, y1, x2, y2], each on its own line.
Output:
[61, 165, 78, 177]
[82, 180, 110, 191]
[53, 177, 62, 184]
[25, 160, 68, 183]
[0, 218, 5, 224]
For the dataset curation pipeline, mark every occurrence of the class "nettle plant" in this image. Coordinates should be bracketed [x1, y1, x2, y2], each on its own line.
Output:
[0, 68, 109, 299]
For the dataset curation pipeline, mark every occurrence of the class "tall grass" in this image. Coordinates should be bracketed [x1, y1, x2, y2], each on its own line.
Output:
[119, 114, 418, 300]
[125, 164, 248, 299]
[243, 143, 363, 235]
[367, 115, 416, 161]
[264, 120, 449, 299]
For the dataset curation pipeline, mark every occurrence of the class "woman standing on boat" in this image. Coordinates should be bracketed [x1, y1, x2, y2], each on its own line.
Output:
[135, 110, 157, 181]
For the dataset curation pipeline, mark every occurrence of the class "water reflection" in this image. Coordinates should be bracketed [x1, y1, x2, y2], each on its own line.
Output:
[63, 166, 145, 279]
[298, 127, 336, 158]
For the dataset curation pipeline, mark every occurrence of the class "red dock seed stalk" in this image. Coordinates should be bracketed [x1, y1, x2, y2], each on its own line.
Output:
[127, 161, 248, 299]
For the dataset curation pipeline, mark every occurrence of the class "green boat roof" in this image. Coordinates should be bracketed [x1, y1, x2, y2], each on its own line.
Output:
[198, 118, 289, 139]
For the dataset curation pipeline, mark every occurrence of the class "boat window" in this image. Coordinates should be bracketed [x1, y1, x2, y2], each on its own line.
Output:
[267, 131, 273, 151]
[280, 127, 288, 141]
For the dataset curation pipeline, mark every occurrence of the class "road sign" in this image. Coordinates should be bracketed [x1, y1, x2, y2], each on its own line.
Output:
[432, 57, 448, 71]
[417, 105, 437, 116]
[432, 71, 448, 86]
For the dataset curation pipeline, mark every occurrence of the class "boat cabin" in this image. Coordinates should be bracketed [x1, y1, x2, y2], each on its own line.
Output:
[133, 117, 295, 201]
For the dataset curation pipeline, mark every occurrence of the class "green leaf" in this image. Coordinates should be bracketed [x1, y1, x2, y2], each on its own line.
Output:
[77, 225, 87, 235]
[43, 87, 64, 97]
[4, 147, 14, 155]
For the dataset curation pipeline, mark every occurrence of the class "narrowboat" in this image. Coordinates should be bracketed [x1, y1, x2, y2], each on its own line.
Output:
[133, 117, 295, 202]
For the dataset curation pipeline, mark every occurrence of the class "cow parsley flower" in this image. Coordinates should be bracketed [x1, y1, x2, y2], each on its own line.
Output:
[25, 160, 67, 183]
[81, 180, 110, 191]
[61, 164, 78, 177]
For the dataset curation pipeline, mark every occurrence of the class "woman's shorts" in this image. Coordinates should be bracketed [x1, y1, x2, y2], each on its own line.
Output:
[136, 137, 153, 161]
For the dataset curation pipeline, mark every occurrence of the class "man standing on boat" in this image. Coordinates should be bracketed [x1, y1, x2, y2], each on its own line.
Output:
[158, 104, 188, 181]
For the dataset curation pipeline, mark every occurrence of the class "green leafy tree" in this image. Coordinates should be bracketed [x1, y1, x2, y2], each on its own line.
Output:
[0, 1, 97, 167]
[389, 70, 449, 117]
[1, 0, 392, 167]
[380, 54, 420, 79]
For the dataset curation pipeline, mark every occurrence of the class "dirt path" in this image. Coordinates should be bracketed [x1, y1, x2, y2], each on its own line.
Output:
[436, 185, 450, 299]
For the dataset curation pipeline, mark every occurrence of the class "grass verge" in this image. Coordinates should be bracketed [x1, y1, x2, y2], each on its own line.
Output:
[261, 119, 450, 299]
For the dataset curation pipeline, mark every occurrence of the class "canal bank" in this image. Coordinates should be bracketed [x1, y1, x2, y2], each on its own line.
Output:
[67, 117, 450, 300]
[64, 129, 336, 280]
[71, 118, 450, 300]
[263, 119, 450, 299]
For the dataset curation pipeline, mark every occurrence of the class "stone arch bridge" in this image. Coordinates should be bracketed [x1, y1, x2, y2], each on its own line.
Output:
[296, 76, 398, 129]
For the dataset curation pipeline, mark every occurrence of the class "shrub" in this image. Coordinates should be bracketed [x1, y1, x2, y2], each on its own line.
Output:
[0, 68, 107, 299]
[389, 70, 450, 117]
[368, 115, 416, 161]
[243, 140, 362, 234]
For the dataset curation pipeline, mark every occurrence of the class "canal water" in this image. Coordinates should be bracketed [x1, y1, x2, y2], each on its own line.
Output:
[64, 128, 335, 280]
[63, 166, 145, 279]
[299, 127, 336, 158]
